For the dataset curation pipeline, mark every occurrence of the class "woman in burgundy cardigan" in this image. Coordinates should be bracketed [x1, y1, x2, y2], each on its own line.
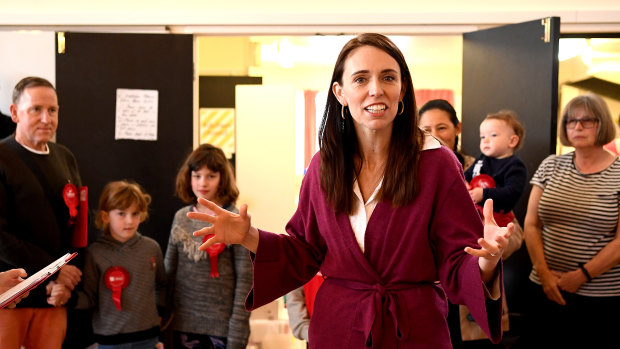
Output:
[189, 33, 512, 349]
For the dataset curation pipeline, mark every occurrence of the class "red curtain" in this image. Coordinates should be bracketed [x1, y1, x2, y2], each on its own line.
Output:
[414, 89, 454, 108]
[304, 90, 318, 169]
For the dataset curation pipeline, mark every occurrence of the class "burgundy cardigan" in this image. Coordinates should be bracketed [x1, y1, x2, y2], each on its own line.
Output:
[246, 144, 503, 348]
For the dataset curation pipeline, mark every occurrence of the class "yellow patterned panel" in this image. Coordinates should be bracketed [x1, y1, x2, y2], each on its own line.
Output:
[200, 108, 235, 158]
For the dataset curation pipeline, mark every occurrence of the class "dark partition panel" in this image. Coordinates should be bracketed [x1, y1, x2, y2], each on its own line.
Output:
[56, 32, 193, 253]
[462, 18, 560, 334]
[199, 76, 263, 108]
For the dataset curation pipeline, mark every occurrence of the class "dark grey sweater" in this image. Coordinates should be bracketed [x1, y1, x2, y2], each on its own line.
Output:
[164, 205, 252, 349]
[76, 233, 166, 343]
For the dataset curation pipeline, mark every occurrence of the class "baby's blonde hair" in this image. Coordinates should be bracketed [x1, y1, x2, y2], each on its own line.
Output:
[484, 110, 525, 151]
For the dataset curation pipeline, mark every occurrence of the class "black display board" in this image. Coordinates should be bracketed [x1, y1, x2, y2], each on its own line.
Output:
[55, 32, 193, 252]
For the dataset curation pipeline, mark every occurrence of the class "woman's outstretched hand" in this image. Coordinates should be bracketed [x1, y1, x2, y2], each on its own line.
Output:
[464, 199, 513, 283]
[187, 197, 259, 253]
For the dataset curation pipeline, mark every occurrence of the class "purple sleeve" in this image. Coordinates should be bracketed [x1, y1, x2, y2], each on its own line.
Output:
[245, 229, 323, 311]
[428, 149, 504, 343]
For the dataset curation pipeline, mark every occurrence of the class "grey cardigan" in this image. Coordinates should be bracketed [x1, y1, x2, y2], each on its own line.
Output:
[164, 205, 253, 349]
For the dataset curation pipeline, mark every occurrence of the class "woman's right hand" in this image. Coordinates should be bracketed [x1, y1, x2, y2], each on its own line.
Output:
[539, 269, 566, 306]
[524, 186, 566, 305]
[187, 197, 259, 253]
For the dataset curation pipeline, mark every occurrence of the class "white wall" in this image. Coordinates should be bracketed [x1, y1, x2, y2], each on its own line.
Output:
[0, 31, 55, 114]
[235, 85, 298, 234]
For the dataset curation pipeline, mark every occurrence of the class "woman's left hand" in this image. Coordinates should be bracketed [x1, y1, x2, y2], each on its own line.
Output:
[465, 199, 513, 277]
[556, 269, 586, 293]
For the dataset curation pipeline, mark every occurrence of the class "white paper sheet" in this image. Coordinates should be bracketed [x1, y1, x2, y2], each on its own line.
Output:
[115, 88, 158, 141]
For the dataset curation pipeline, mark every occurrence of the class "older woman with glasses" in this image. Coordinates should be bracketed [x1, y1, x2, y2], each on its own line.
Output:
[520, 93, 620, 348]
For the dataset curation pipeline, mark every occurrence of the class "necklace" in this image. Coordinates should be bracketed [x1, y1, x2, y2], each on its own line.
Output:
[358, 159, 387, 202]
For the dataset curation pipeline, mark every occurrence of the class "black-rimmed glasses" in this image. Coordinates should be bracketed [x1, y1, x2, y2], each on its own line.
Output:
[565, 117, 598, 129]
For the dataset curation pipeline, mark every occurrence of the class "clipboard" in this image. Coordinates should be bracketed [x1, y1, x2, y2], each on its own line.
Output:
[0, 252, 78, 309]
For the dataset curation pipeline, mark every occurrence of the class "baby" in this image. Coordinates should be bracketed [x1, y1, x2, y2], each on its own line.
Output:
[464, 110, 527, 226]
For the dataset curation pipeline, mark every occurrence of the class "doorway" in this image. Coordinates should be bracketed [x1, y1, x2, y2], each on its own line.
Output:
[558, 36, 620, 153]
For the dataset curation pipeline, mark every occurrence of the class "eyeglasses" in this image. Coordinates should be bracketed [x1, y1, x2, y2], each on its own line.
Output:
[565, 117, 598, 129]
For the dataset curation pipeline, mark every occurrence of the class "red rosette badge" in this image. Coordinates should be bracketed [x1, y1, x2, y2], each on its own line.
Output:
[104, 266, 130, 311]
[202, 234, 226, 278]
[62, 183, 79, 224]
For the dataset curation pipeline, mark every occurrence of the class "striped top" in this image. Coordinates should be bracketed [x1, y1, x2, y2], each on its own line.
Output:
[529, 153, 620, 297]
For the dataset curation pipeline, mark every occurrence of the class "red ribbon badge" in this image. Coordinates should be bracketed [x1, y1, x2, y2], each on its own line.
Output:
[62, 183, 79, 224]
[71, 187, 88, 248]
[202, 234, 225, 278]
[104, 266, 130, 311]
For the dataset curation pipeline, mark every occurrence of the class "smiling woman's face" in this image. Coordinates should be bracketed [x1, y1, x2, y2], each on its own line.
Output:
[332, 45, 404, 136]
[419, 108, 460, 150]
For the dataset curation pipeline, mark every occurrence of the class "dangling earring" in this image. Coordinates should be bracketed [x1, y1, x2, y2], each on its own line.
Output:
[340, 105, 347, 132]
[398, 101, 404, 115]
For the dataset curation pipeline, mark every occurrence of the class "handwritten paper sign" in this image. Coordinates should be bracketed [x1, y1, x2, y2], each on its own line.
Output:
[115, 89, 158, 141]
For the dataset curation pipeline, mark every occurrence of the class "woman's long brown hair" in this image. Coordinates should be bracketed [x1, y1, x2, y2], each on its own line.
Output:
[319, 33, 423, 214]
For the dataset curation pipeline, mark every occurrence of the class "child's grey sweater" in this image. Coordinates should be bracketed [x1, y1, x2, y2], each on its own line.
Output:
[164, 205, 253, 349]
[76, 233, 166, 344]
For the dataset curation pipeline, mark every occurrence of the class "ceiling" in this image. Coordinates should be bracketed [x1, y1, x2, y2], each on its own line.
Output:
[2, 1, 619, 94]
[1, 0, 619, 35]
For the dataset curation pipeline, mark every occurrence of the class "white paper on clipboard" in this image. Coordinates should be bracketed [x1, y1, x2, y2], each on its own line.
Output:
[0, 252, 77, 309]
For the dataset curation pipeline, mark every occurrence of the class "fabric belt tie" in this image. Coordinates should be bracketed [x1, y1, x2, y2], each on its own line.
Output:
[330, 278, 427, 348]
